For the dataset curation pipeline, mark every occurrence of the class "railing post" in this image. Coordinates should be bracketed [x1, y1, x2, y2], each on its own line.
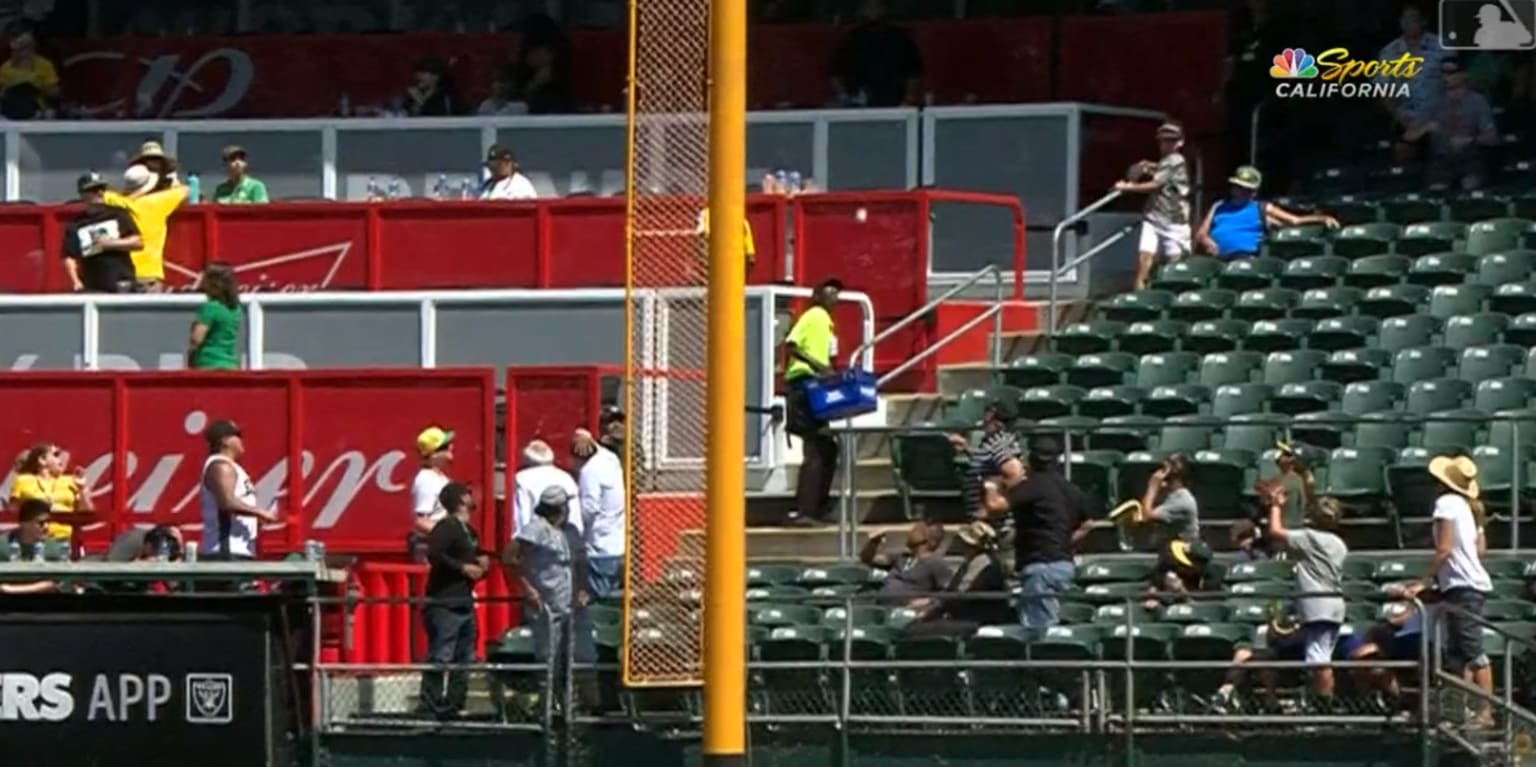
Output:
[1249, 103, 1263, 167]
[1049, 191, 1122, 337]
[1512, 421, 1521, 552]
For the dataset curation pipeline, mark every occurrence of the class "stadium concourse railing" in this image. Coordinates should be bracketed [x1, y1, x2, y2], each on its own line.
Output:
[835, 412, 1536, 552]
[1431, 602, 1536, 763]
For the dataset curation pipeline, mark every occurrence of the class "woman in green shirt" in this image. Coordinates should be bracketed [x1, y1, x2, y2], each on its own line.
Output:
[188, 263, 242, 370]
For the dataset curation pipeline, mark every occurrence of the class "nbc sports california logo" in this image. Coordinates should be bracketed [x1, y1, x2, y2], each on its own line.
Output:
[1268, 47, 1420, 99]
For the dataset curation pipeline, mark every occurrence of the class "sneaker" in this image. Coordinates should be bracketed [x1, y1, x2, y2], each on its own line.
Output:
[784, 514, 823, 528]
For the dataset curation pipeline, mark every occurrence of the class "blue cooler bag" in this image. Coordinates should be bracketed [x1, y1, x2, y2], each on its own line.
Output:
[803, 369, 879, 421]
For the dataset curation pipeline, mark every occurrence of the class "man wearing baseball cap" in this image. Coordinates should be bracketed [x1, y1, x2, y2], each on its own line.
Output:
[478, 144, 538, 201]
[1115, 122, 1192, 290]
[61, 172, 142, 293]
[213, 145, 270, 204]
[199, 418, 278, 561]
[408, 426, 456, 561]
[1195, 165, 1339, 261]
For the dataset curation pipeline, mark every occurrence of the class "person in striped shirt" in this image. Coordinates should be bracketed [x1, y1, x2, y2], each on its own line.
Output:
[949, 396, 1023, 519]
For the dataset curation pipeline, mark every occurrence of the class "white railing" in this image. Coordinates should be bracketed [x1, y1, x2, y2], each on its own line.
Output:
[0, 286, 874, 473]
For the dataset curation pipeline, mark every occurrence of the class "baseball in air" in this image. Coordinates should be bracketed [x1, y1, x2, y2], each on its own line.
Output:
[855, 207, 867, 222]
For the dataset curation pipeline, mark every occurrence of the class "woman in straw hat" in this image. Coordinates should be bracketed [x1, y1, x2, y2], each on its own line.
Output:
[1394, 454, 1494, 725]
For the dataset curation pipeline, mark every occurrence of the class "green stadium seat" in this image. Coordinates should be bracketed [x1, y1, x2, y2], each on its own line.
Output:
[1334, 222, 1402, 258]
[1419, 410, 1483, 449]
[1142, 383, 1210, 418]
[1491, 283, 1536, 318]
[1246, 318, 1315, 353]
[1160, 415, 1221, 453]
[1192, 448, 1257, 516]
[1477, 250, 1536, 286]
[1482, 553, 1531, 581]
[1405, 378, 1472, 414]
[1101, 623, 1179, 709]
[1271, 380, 1342, 415]
[1447, 191, 1511, 223]
[1168, 289, 1237, 323]
[1407, 251, 1476, 286]
[1056, 321, 1126, 356]
[1211, 383, 1273, 418]
[1185, 318, 1251, 354]
[1279, 256, 1348, 291]
[1221, 413, 1290, 454]
[1323, 446, 1394, 500]
[1372, 556, 1430, 583]
[1269, 225, 1330, 259]
[1345, 254, 1412, 289]
[1078, 558, 1154, 584]
[1135, 351, 1198, 388]
[1083, 581, 1156, 605]
[1226, 580, 1292, 598]
[1444, 312, 1512, 350]
[890, 434, 964, 511]
[1309, 315, 1380, 352]
[1065, 449, 1122, 507]
[1226, 559, 1294, 583]
[748, 585, 812, 602]
[886, 607, 921, 630]
[1059, 602, 1098, 625]
[1488, 410, 1536, 452]
[1027, 625, 1101, 707]
[949, 388, 992, 425]
[1392, 347, 1456, 385]
[1066, 352, 1138, 389]
[1320, 347, 1392, 384]
[799, 564, 874, 589]
[822, 605, 886, 629]
[1291, 411, 1354, 449]
[1459, 344, 1527, 381]
[1152, 258, 1224, 292]
[1473, 445, 1517, 496]
[1104, 290, 1176, 323]
[1294, 286, 1363, 320]
[1359, 283, 1430, 319]
[1526, 219, 1536, 248]
[753, 603, 823, 628]
[587, 603, 622, 628]
[1198, 350, 1263, 387]
[1226, 599, 1272, 625]
[1161, 602, 1228, 624]
[1219, 256, 1285, 291]
[1093, 602, 1156, 626]
[1399, 223, 1467, 258]
[1466, 218, 1532, 255]
[1387, 447, 1441, 518]
[1354, 412, 1412, 449]
[1429, 284, 1491, 320]
[1327, 195, 1381, 226]
[1171, 623, 1253, 698]
[1094, 416, 1161, 453]
[1489, 580, 1528, 600]
[891, 635, 966, 716]
[1232, 288, 1299, 322]
[1262, 349, 1327, 386]
[965, 624, 1031, 713]
[1506, 313, 1536, 347]
[1003, 352, 1073, 389]
[1039, 415, 1098, 451]
[1341, 380, 1404, 415]
[1526, 347, 1536, 378]
[1079, 385, 1145, 419]
[1020, 385, 1086, 420]
[1379, 314, 1440, 353]
[1483, 600, 1536, 622]
[1379, 193, 1441, 226]
[748, 564, 805, 587]
[1119, 319, 1189, 355]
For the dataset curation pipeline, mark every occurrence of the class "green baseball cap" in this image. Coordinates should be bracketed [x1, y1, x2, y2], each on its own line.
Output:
[1229, 166, 1263, 190]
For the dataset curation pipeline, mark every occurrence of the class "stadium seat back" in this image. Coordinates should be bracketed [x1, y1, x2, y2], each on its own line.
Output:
[1378, 314, 1441, 353]
[1345, 254, 1411, 289]
[1279, 256, 1348, 291]
[1341, 380, 1404, 416]
[1185, 318, 1251, 354]
[1118, 320, 1189, 356]
[1135, 352, 1199, 388]
[1004, 352, 1073, 389]
[1219, 256, 1284, 291]
[1262, 349, 1327, 386]
[1444, 312, 1512, 350]
[1319, 347, 1392, 385]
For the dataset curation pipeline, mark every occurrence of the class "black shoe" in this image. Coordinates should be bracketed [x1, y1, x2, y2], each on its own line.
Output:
[784, 514, 823, 528]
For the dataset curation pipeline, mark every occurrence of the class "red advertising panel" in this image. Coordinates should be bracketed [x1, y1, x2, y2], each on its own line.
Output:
[0, 370, 496, 555]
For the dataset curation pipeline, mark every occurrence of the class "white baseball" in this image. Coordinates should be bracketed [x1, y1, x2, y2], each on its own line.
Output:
[855, 207, 867, 222]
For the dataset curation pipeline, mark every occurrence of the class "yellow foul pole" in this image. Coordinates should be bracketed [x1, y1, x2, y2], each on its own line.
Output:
[703, 0, 747, 763]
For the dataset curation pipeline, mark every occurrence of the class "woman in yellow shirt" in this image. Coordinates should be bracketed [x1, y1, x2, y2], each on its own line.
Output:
[10, 442, 92, 541]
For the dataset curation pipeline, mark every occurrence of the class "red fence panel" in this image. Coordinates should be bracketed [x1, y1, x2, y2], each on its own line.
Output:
[502, 366, 602, 544]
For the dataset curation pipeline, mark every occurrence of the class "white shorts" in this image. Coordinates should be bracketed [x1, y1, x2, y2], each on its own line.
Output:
[1302, 621, 1341, 665]
[1139, 222, 1192, 259]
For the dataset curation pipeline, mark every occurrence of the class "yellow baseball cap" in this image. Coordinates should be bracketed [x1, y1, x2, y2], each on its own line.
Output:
[415, 426, 455, 458]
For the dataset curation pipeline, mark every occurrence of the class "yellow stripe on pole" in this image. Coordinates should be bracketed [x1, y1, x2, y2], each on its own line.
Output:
[703, 0, 747, 760]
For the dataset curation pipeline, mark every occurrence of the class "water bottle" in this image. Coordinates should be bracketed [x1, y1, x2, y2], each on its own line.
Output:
[184, 541, 199, 563]
[774, 169, 789, 193]
[387, 178, 403, 200]
[459, 179, 475, 200]
[433, 174, 448, 201]
[366, 176, 381, 201]
[338, 91, 351, 117]
[788, 171, 802, 194]
[30, 541, 43, 561]
[5, 539, 18, 561]
[186, 173, 200, 204]
[155, 537, 171, 562]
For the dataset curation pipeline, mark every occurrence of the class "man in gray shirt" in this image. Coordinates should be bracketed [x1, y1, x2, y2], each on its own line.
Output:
[1139, 453, 1200, 543]
[1263, 481, 1348, 708]
[1116, 122, 1191, 290]
[505, 485, 595, 666]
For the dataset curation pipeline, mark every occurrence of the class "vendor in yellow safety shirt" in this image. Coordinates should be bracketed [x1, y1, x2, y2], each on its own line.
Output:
[781, 277, 843, 527]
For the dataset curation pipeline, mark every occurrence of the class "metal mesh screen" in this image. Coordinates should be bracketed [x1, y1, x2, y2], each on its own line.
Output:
[622, 0, 711, 687]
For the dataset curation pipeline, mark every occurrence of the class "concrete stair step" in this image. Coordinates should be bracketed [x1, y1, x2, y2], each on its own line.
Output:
[781, 458, 896, 493]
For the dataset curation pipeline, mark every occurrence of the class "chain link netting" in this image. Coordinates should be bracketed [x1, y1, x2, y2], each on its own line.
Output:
[623, 0, 713, 687]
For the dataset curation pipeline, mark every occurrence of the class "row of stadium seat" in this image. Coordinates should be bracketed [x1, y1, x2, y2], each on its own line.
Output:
[1259, 219, 1533, 260]
[1058, 315, 1536, 357]
[1289, 186, 1536, 226]
[1096, 285, 1533, 326]
[1151, 252, 1536, 294]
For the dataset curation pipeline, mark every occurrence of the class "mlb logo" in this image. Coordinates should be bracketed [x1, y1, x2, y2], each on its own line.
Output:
[185, 673, 234, 725]
[1440, 0, 1536, 50]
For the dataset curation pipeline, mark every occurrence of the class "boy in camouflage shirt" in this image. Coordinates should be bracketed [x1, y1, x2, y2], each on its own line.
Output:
[1116, 122, 1191, 289]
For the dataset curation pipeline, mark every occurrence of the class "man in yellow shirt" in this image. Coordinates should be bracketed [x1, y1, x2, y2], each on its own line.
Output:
[105, 164, 188, 291]
[0, 30, 58, 117]
[695, 208, 756, 272]
[782, 277, 843, 526]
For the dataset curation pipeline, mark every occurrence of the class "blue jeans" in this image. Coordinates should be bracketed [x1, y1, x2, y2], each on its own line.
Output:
[1018, 560, 1075, 630]
[588, 556, 625, 600]
[420, 606, 477, 716]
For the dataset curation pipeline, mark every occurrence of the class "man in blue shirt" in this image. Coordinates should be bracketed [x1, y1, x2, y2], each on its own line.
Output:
[1195, 166, 1339, 260]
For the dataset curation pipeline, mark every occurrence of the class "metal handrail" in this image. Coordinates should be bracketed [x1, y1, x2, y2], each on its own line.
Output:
[847, 263, 1003, 371]
[1250, 103, 1264, 166]
[874, 267, 1005, 386]
[1049, 190, 1124, 334]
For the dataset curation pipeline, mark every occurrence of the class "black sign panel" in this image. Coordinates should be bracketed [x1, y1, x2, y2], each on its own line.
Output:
[0, 597, 288, 767]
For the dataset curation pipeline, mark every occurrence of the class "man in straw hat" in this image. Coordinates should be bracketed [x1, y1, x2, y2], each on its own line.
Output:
[1393, 454, 1493, 725]
[1261, 478, 1348, 710]
[1193, 165, 1339, 261]
[103, 139, 187, 292]
[1114, 121, 1191, 290]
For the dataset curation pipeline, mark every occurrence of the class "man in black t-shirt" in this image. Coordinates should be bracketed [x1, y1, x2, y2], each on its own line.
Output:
[1009, 437, 1096, 629]
[61, 172, 141, 293]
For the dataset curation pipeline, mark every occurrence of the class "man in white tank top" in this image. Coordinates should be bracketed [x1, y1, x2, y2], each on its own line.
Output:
[200, 419, 279, 559]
